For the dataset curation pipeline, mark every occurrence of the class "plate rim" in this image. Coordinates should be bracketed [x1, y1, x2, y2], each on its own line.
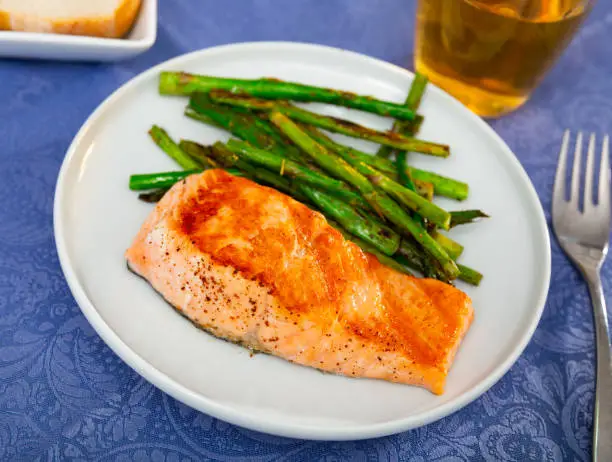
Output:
[53, 41, 551, 440]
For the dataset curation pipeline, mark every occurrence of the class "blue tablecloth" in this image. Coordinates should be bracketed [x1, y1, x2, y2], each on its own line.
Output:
[1, 1, 610, 460]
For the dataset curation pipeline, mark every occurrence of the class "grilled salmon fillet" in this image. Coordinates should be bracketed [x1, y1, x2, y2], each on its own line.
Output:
[126, 170, 473, 394]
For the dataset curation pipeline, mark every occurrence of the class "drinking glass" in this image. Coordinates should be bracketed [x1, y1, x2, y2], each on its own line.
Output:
[414, 0, 593, 117]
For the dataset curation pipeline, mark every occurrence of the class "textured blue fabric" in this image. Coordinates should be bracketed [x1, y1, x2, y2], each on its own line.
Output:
[0, 0, 610, 460]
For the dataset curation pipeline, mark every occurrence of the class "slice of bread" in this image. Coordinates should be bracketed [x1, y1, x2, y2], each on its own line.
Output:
[0, 0, 142, 38]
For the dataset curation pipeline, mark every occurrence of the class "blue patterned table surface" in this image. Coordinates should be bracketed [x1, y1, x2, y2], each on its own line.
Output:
[1, 0, 611, 460]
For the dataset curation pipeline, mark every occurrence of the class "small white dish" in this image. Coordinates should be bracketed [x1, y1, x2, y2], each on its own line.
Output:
[0, 0, 156, 61]
[54, 42, 551, 440]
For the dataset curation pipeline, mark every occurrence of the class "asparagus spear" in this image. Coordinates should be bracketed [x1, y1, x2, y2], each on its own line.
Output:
[186, 98, 286, 148]
[395, 152, 417, 190]
[188, 95, 310, 165]
[224, 139, 369, 209]
[159, 72, 417, 121]
[209, 142, 306, 198]
[179, 140, 221, 167]
[138, 189, 169, 203]
[410, 169, 469, 201]
[129, 170, 201, 191]
[377, 73, 429, 158]
[288, 127, 451, 229]
[206, 142, 258, 174]
[394, 237, 468, 283]
[400, 73, 428, 134]
[297, 185, 400, 256]
[457, 264, 483, 286]
[184, 107, 218, 128]
[270, 111, 459, 279]
[408, 246, 483, 286]
[431, 231, 464, 260]
[363, 169, 450, 230]
[303, 127, 390, 171]
[185, 104, 308, 165]
[130, 167, 246, 191]
[252, 114, 302, 154]
[253, 113, 326, 170]
[300, 124, 468, 200]
[390, 150, 426, 227]
[131, 166, 296, 205]
[186, 103, 260, 129]
[382, 160, 469, 200]
[450, 210, 489, 227]
[148, 126, 202, 170]
[395, 237, 476, 283]
[329, 222, 415, 276]
[188, 95, 279, 151]
[208, 91, 449, 157]
[407, 236, 481, 285]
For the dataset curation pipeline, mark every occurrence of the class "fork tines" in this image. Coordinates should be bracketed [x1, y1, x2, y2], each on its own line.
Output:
[554, 131, 610, 211]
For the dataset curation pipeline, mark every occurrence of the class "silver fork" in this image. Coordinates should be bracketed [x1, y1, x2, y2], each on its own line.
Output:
[552, 131, 612, 461]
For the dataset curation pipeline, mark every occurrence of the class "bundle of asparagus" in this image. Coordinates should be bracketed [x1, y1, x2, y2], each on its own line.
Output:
[129, 72, 488, 286]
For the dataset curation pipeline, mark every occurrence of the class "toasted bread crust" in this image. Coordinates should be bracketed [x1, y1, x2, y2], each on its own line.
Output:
[0, 0, 141, 38]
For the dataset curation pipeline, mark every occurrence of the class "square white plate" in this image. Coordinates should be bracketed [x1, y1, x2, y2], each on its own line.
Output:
[0, 0, 157, 61]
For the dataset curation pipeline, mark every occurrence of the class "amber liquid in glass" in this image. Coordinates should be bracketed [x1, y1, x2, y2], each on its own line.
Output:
[415, 0, 590, 117]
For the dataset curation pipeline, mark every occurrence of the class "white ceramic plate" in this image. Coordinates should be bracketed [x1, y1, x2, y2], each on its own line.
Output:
[0, 0, 156, 61]
[54, 42, 551, 440]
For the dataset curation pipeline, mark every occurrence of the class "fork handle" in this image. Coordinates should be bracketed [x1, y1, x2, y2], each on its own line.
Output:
[585, 268, 612, 462]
